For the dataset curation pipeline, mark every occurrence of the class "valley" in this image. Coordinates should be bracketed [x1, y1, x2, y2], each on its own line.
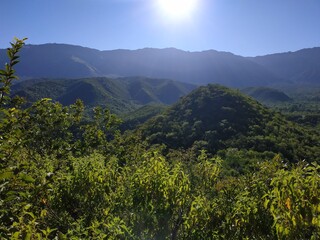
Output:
[1, 39, 320, 239]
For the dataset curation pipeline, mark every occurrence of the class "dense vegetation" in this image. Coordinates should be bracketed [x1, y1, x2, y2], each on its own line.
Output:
[11, 77, 195, 114]
[142, 84, 320, 165]
[268, 88, 320, 130]
[241, 87, 291, 104]
[1, 39, 320, 239]
[120, 104, 167, 131]
[239, 86, 320, 142]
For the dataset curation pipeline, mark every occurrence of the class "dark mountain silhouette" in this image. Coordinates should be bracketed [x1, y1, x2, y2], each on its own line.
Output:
[11, 77, 196, 114]
[2, 44, 319, 88]
[0, 44, 281, 87]
[250, 47, 320, 86]
[0, 44, 103, 79]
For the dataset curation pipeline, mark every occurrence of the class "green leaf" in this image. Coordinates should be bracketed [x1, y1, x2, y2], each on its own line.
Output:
[24, 204, 32, 210]
[11, 60, 19, 66]
[7, 50, 13, 59]
[12, 55, 19, 61]
[24, 232, 31, 240]
[264, 199, 270, 209]
[12, 232, 20, 239]
[25, 212, 35, 219]
[0, 171, 14, 180]
[19, 173, 35, 183]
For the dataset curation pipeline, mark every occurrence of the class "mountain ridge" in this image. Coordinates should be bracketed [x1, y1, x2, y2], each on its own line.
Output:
[1, 43, 319, 87]
[0, 43, 280, 87]
[11, 76, 196, 114]
[249, 47, 320, 85]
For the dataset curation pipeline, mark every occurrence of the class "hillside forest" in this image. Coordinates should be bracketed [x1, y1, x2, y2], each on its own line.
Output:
[1, 38, 320, 239]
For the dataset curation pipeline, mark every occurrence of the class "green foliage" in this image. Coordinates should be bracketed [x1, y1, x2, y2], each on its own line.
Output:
[0, 37, 27, 107]
[142, 84, 320, 164]
[255, 87, 320, 130]
[120, 104, 167, 131]
[242, 87, 292, 104]
[11, 76, 195, 115]
[1, 37, 320, 239]
[265, 161, 320, 239]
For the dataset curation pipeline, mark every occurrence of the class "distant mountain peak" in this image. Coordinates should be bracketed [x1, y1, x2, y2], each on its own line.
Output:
[1, 43, 319, 87]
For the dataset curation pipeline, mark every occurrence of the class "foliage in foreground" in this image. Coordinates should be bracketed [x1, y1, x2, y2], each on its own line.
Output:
[0, 38, 320, 239]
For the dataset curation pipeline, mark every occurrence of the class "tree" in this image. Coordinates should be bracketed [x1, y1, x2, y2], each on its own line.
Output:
[0, 37, 27, 106]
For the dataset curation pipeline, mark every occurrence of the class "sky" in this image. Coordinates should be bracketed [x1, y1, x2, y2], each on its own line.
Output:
[0, 0, 319, 56]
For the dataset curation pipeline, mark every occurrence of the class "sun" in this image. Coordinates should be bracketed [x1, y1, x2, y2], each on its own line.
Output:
[156, 0, 198, 21]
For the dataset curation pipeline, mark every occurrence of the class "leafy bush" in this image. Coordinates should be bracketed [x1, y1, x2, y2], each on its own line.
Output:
[1, 38, 319, 239]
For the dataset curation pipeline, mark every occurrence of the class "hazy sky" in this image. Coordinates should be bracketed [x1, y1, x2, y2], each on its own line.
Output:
[1, 0, 319, 56]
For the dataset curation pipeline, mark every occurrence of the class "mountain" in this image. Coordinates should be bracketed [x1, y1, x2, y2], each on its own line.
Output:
[11, 77, 196, 114]
[250, 47, 320, 86]
[0, 44, 281, 88]
[241, 87, 292, 104]
[141, 84, 319, 162]
[0, 44, 103, 79]
[120, 104, 167, 131]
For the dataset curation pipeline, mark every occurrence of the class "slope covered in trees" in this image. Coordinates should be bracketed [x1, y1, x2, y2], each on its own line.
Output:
[242, 87, 292, 104]
[1, 39, 320, 239]
[11, 77, 195, 114]
[120, 104, 167, 131]
[238, 85, 320, 131]
[142, 84, 320, 163]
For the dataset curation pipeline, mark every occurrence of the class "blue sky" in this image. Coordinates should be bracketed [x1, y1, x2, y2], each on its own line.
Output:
[1, 0, 319, 56]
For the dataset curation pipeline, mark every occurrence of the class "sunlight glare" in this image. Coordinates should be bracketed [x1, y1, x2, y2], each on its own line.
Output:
[157, 0, 198, 21]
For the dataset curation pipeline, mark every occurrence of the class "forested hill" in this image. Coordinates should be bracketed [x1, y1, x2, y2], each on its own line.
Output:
[142, 84, 320, 162]
[2, 39, 320, 239]
[241, 87, 292, 104]
[11, 77, 196, 114]
[0, 44, 280, 87]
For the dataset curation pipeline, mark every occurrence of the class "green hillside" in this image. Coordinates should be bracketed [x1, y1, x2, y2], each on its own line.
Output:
[142, 84, 319, 163]
[242, 87, 292, 104]
[120, 104, 167, 131]
[240, 86, 320, 129]
[12, 77, 196, 114]
[2, 39, 320, 239]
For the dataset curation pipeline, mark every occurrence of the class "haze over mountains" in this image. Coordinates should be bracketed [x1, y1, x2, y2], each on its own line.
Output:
[241, 87, 292, 104]
[1, 44, 319, 88]
[250, 47, 320, 86]
[11, 77, 196, 114]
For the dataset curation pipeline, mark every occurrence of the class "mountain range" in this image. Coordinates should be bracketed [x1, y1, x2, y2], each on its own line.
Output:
[1, 44, 319, 88]
[11, 77, 196, 114]
[250, 47, 320, 86]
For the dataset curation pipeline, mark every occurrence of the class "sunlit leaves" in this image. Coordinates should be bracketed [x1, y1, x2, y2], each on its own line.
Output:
[0, 37, 27, 106]
[1, 37, 320, 239]
[265, 162, 320, 239]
